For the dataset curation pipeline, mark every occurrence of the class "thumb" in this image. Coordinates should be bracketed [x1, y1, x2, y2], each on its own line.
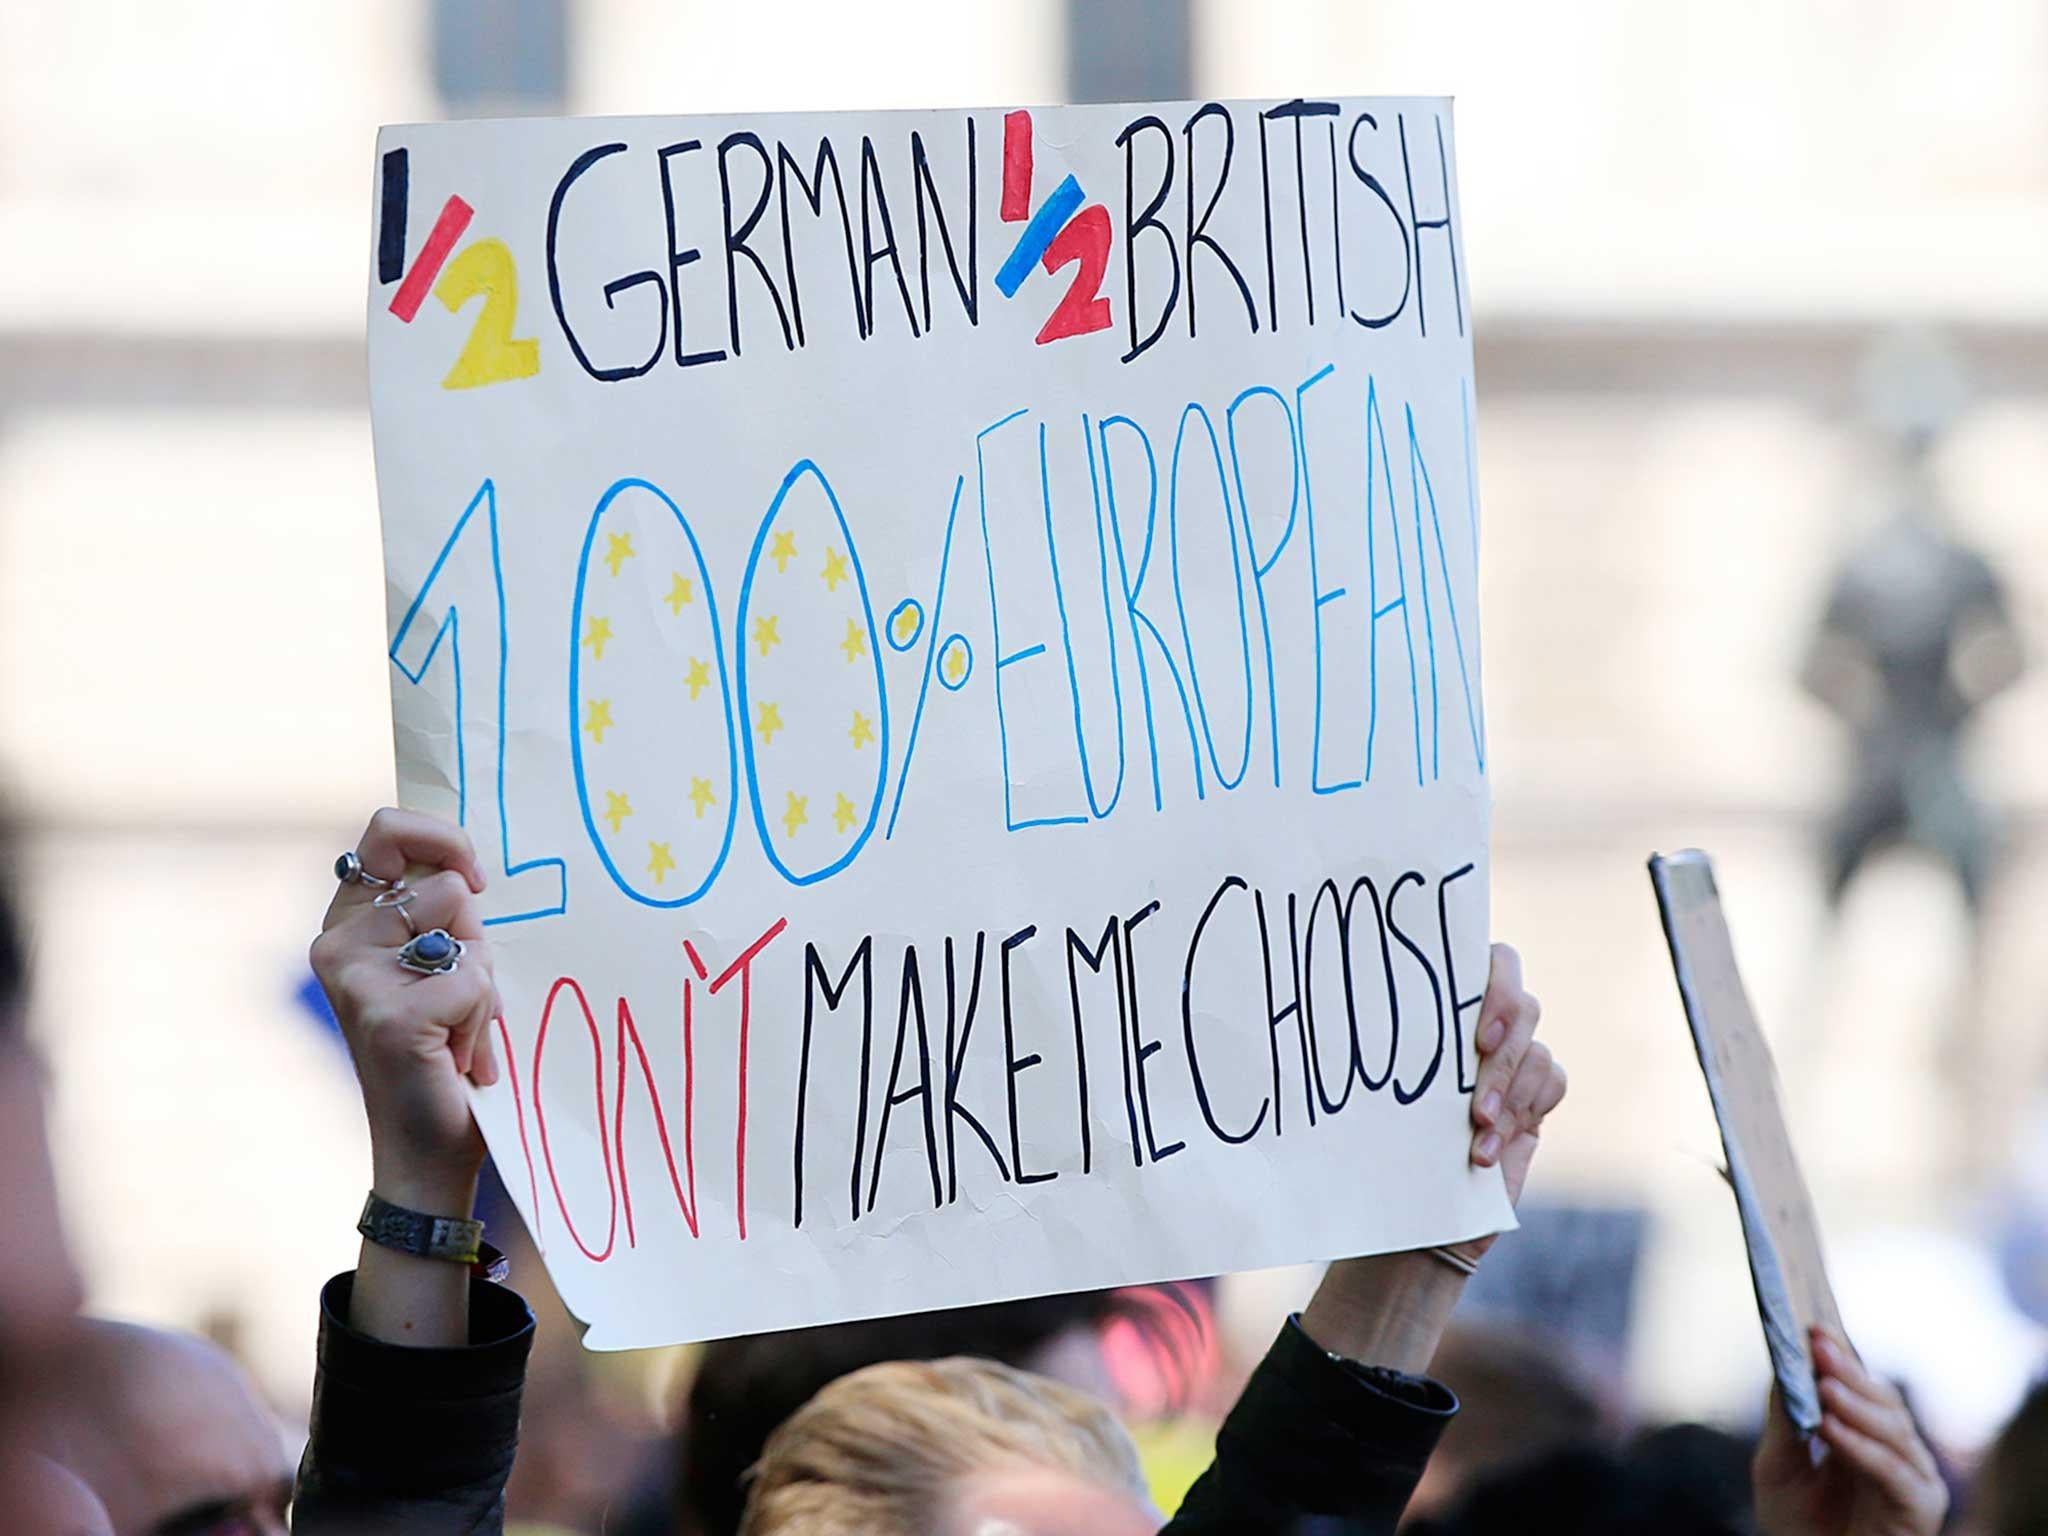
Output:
[1753, 1385, 1804, 1484]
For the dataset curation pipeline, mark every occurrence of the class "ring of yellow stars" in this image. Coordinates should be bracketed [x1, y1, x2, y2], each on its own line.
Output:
[604, 531, 636, 578]
[943, 642, 968, 684]
[583, 698, 614, 744]
[769, 529, 799, 574]
[755, 700, 783, 745]
[892, 603, 922, 647]
[781, 791, 808, 839]
[840, 617, 868, 664]
[688, 776, 717, 819]
[665, 572, 694, 614]
[848, 709, 875, 750]
[832, 791, 858, 834]
[603, 790, 633, 834]
[647, 840, 676, 885]
[752, 614, 781, 656]
[685, 657, 711, 701]
[582, 616, 613, 661]
[820, 546, 850, 591]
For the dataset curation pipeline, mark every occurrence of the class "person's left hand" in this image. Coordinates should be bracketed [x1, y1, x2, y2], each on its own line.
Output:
[1444, 941, 1565, 1265]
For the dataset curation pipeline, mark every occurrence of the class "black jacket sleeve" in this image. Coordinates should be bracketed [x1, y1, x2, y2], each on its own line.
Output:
[293, 1271, 535, 1535]
[1162, 1316, 1458, 1535]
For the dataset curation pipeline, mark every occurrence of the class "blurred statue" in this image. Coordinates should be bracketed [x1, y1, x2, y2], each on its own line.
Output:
[1801, 328, 2022, 917]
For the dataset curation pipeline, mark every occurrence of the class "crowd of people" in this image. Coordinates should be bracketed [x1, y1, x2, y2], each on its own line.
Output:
[0, 806, 2036, 1534]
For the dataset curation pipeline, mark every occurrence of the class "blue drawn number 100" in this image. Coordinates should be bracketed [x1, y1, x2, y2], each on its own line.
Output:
[389, 480, 569, 926]
[393, 475, 899, 920]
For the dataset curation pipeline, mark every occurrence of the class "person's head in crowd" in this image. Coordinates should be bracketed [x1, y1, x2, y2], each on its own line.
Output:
[0, 825, 81, 1343]
[37, 1319, 291, 1536]
[8, 1452, 115, 1536]
[0, 817, 89, 1514]
[738, 1355, 1155, 1536]
[1970, 1378, 2048, 1535]
[1404, 1320, 1615, 1519]
[1415, 1428, 1754, 1536]
[675, 1291, 1123, 1535]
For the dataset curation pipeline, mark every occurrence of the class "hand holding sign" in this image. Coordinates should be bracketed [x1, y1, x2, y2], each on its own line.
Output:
[312, 809, 502, 1347]
[1752, 1329, 1948, 1536]
[1304, 943, 1567, 1370]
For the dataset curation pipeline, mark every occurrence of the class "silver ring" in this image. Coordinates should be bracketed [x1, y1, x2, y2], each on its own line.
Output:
[334, 851, 393, 889]
[373, 884, 417, 937]
[397, 928, 464, 976]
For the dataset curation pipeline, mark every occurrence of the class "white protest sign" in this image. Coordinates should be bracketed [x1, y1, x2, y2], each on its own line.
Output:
[366, 97, 1503, 1347]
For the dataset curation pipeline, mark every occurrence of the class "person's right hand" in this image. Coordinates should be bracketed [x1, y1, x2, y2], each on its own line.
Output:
[309, 808, 497, 1215]
[1751, 1329, 1947, 1536]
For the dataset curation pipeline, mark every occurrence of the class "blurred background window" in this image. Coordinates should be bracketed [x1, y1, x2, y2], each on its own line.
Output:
[433, 0, 567, 113]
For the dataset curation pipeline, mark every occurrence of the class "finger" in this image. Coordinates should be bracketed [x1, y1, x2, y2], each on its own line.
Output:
[322, 809, 486, 931]
[1476, 944, 1524, 1053]
[1813, 1329, 1889, 1401]
[1751, 1385, 1806, 1484]
[1474, 989, 1541, 1132]
[1476, 1049, 1566, 1167]
[447, 988, 492, 1079]
[1817, 1411, 1937, 1514]
[469, 1008, 502, 1089]
[1819, 1375, 1936, 1481]
[361, 807, 486, 890]
[393, 869, 488, 944]
[1532, 1056, 1568, 1119]
[1814, 1341, 1938, 1481]
[1500, 1042, 1556, 1138]
[327, 947, 489, 1062]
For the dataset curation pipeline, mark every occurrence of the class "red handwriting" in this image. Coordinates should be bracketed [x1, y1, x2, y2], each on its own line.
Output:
[1036, 203, 1114, 344]
[615, 993, 698, 1242]
[534, 976, 620, 1262]
[494, 1011, 544, 1259]
[706, 918, 790, 1240]
[1001, 109, 1033, 222]
[510, 920, 789, 1262]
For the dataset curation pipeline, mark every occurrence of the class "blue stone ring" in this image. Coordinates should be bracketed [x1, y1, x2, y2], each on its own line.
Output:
[334, 851, 393, 889]
[397, 928, 465, 977]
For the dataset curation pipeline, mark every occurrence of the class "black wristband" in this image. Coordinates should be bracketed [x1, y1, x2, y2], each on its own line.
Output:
[357, 1191, 507, 1281]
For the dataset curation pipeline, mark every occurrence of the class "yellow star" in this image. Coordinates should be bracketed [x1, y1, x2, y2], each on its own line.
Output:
[781, 791, 808, 839]
[685, 657, 711, 701]
[666, 572, 694, 613]
[849, 710, 875, 750]
[688, 776, 717, 819]
[604, 531, 636, 578]
[753, 614, 781, 656]
[603, 790, 633, 834]
[943, 643, 967, 684]
[820, 546, 850, 592]
[582, 616, 613, 661]
[770, 529, 798, 574]
[833, 791, 858, 834]
[583, 698, 614, 744]
[647, 841, 676, 885]
[840, 618, 868, 664]
[756, 700, 783, 745]
[892, 603, 922, 647]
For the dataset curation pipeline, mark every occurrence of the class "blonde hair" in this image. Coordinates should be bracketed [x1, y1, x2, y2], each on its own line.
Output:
[738, 1355, 1148, 1535]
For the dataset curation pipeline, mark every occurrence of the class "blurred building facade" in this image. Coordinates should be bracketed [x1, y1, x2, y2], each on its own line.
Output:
[3, 0, 2047, 1444]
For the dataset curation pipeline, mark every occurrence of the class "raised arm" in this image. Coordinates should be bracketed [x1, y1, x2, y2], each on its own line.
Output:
[1164, 944, 1566, 1536]
[294, 808, 535, 1536]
